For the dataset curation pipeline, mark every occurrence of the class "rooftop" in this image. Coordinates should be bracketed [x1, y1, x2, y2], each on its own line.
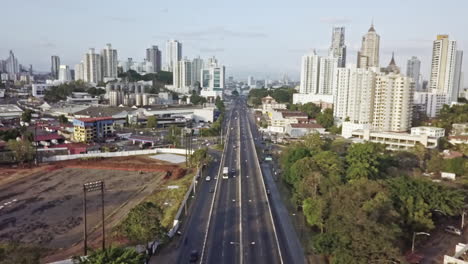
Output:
[74, 106, 134, 117]
[34, 134, 64, 141]
[76, 117, 114, 122]
[290, 123, 324, 129]
[0, 104, 23, 113]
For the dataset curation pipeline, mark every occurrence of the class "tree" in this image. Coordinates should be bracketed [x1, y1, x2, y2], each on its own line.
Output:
[345, 142, 388, 182]
[190, 148, 210, 168]
[7, 139, 35, 164]
[119, 202, 168, 244]
[21, 109, 33, 123]
[298, 103, 322, 119]
[0, 129, 21, 141]
[427, 150, 443, 173]
[215, 96, 225, 113]
[443, 157, 466, 176]
[303, 197, 325, 232]
[190, 94, 207, 105]
[280, 144, 311, 185]
[303, 133, 327, 155]
[73, 247, 145, 264]
[58, 115, 68, 124]
[167, 125, 182, 146]
[232, 90, 239, 96]
[0, 243, 43, 264]
[316, 108, 334, 129]
[146, 116, 158, 128]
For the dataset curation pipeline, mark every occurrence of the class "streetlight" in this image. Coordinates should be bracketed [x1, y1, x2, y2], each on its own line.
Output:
[411, 232, 430, 253]
[83, 180, 105, 255]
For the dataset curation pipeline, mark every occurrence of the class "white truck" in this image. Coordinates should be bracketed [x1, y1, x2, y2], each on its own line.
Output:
[222, 167, 229, 179]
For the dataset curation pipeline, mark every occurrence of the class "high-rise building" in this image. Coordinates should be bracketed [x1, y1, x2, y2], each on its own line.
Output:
[74, 62, 84, 81]
[407, 56, 421, 91]
[173, 59, 192, 93]
[101, 44, 118, 79]
[299, 51, 338, 95]
[453, 50, 464, 101]
[248, 76, 255, 87]
[429, 35, 458, 102]
[146, 45, 162, 73]
[192, 56, 204, 85]
[6, 50, 19, 74]
[51, 55, 60, 79]
[329, 27, 346, 67]
[201, 63, 225, 91]
[58, 65, 72, 82]
[83, 48, 102, 84]
[165, 40, 182, 72]
[372, 72, 414, 132]
[357, 23, 380, 69]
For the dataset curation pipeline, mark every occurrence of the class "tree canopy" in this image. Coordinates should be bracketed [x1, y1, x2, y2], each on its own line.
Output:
[73, 247, 145, 264]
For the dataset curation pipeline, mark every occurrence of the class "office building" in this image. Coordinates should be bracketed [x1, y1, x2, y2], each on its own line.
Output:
[201, 62, 225, 91]
[173, 59, 193, 94]
[429, 35, 458, 102]
[329, 27, 346, 67]
[453, 50, 464, 101]
[357, 23, 380, 69]
[350, 129, 439, 150]
[58, 65, 72, 82]
[146, 45, 162, 73]
[101, 44, 118, 79]
[407, 56, 421, 91]
[73, 117, 114, 143]
[51, 55, 60, 79]
[192, 56, 204, 85]
[165, 40, 182, 72]
[6, 50, 19, 74]
[83, 48, 102, 84]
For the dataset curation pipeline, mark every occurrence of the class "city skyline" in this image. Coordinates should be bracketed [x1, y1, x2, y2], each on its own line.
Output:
[1, 0, 467, 84]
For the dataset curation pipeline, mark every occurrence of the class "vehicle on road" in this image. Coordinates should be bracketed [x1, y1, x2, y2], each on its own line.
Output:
[209, 188, 214, 193]
[266, 189, 271, 196]
[445, 225, 462, 235]
[189, 250, 199, 263]
[206, 176, 211, 182]
[223, 167, 229, 179]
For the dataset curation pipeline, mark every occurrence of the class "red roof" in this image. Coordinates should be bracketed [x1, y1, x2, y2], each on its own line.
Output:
[77, 117, 113, 122]
[282, 111, 307, 118]
[290, 123, 324, 129]
[34, 134, 64, 141]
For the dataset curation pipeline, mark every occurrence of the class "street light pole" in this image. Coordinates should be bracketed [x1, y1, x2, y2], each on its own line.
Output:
[462, 210, 466, 230]
[411, 232, 430, 253]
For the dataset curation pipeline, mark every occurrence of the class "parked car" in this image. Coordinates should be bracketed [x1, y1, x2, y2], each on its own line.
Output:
[206, 176, 211, 182]
[445, 225, 462, 236]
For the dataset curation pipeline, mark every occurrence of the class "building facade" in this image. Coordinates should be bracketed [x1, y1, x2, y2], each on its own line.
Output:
[58, 65, 72, 82]
[83, 48, 102, 84]
[51, 55, 60, 79]
[173, 59, 193, 94]
[101, 43, 118, 79]
[357, 24, 380, 69]
[146, 45, 162, 73]
[329, 26, 346, 67]
[73, 117, 114, 143]
[407, 56, 421, 91]
[165, 40, 182, 72]
[192, 56, 204, 85]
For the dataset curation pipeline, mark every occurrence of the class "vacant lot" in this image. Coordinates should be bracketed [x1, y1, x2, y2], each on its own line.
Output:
[0, 155, 186, 262]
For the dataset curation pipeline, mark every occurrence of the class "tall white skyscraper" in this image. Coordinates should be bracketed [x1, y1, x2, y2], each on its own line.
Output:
[192, 56, 204, 85]
[372, 73, 414, 132]
[201, 63, 225, 91]
[329, 27, 346, 67]
[166, 40, 182, 72]
[357, 23, 380, 69]
[51, 55, 60, 79]
[146, 45, 162, 73]
[101, 44, 118, 79]
[83, 48, 102, 84]
[58, 65, 72, 82]
[74, 62, 84, 81]
[429, 35, 458, 102]
[6, 50, 19, 74]
[299, 51, 338, 95]
[406, 56, 421, 91]
[247, 76, 255, 87]
[173, 59, 192, 93]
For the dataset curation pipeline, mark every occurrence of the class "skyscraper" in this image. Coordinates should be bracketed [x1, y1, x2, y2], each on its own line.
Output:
[165, 40, 182, 72]
[51, 55, 60, 79]
[329, 27, 346, 67]
[58, 65, 72, 82]
[83, 48, 102, 84]
[452, 50, 464, 101]
[173, 59, 192, 93]
[74, 62, 84, 81]
[101, 44, 118, 79]
[6, 50, 19, 74]
[192, 56, 204, 85]
[406, 56, 421, 91]
[429, 35, 458, 101]
[201, 63, 225, 91]
[146, 45, 162, 73]
[357, 23, 380, 69]
[299, 51, 338, 95]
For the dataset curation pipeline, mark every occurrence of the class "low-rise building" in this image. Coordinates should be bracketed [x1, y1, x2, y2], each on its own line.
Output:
[350, 129, 439, 150]
[285, 123, 325, 138]
[452, 123, 468, 136]
[448, 135, 468, 145]
[261, 96, 287, 115]
[66, 92, 99, 105]
[268, 110, 308, 133]
[32, 84, 52, 98]
[0, 104, 23, 120]
[410, 126, 445, 138]
[73, 117, 114, 143]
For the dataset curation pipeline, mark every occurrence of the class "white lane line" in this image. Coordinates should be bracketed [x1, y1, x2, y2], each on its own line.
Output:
[238, 109, 243, 264]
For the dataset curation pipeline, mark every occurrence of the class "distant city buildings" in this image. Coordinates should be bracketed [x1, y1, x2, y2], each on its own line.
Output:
[58, 65, 72, 82]
[51, 55, 60, 79]
[192, 56, 204, 85]
[146, 45, 162, 73]
[101, 43, 118, 79]
[407, 56, 421, 91]
[329, 27, 346, 67]
[173, 58, 193, 94]
[6, 50, 19, 74]
[165, 40, 182, 72]
[357, 23, 380, 69]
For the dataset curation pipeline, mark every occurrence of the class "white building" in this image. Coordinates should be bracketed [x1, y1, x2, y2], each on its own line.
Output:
[192, 56, 204, 84]
[299, 51, 320, 94]
[410, 126, 445, 138]
[6, 50, 19, 74]
[414, 91, 447, 118]
[171, 59, 193, 94]
[101, 43, 118, 79]
[201, 58, 225, 93]
[165, 40, 182, 72]
[261, 96, 287, 115]
[82, 48, 102, 84]
[285, 123, 326, 138]
[58, 65, 72, 82]
[329, 26, 346, 67]
[453, 50, 464, 101]
[429, 35, 461, 103]
[146, 45, 162, 73]
[247, 76, 256, 87]
[74, 62, 84, 81]
[350, 129, 439, 150]
[372, 72, 414, 132]
[32, 84, 52, 98]
[407, 56, 421, 91]
[357, 24, 380, 69]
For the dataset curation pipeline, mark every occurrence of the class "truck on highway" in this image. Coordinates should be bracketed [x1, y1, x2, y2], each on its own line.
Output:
[223, 167, 229, 179]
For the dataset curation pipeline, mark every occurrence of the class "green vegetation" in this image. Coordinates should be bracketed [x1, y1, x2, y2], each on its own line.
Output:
[21, 109, 33, 123]
[232, 90, 239, 96]
[431, 104, 468, 133]
[280, 134, 466, 262]
[215, 96, 225, 112]
[7, 139, 35, 164]
[73, 247, 145, 264]
[0, 129, 21, 141]
[190, 93, 207, 105]
[289, 103, 322, 118]
[189, 147, 211, 168]
[44, 81, 87, 102]
[117, 70, 173, 92]
[87, 87, 106, 96]
[167, 125, 182, 146]
[200, 113, 224, 137]
[58, 114, 68, 124]
[0, 243, 45, 264]
[247, 87, 296, 107]
[146, 116, 158, 128]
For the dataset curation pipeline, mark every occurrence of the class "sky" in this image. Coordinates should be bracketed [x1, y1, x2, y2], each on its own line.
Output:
[1, 0, 467, 85]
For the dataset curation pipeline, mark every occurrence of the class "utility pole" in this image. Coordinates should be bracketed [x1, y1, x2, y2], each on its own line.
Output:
[411, 232, 430, 253]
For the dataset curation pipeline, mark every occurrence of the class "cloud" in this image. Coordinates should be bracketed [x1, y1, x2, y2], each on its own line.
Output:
[319, 17, 352, 25]
[199, 48, 225, 53]
[105, 16, 136, 23]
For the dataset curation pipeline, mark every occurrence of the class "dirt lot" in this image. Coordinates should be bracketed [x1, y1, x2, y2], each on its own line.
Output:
[0, 155, 186, 262]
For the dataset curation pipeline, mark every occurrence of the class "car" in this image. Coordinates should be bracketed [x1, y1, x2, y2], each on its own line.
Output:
[205, 176, 211, 182]
[209, 188, 214, 193]
[189, 250, 199, 263]
[266, 189, 271, 195]
[445, 225, 462, 236]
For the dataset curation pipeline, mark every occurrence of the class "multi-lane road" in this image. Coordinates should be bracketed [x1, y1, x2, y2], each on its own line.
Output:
[153, 96, 305, 264]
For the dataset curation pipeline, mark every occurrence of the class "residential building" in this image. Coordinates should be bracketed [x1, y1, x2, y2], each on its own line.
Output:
[429, 35, 459, 103]
[192, 56, 204, 85]
[451, 123, 468, 136]
[350, 129, 439, 150]
[413, 91, 447, 118]
[285, 123, 326, 138]
[165, 40, 182, 72]
[410, 126, 445, 138]
[83, 48, 102, 84]
[51, 55, 60, 79]
[146, 45, 162, 73]
[268, 110, 308, 133]
[329, 26, 346, 67]
[299, 51, 320, 94]
[357, 23, 380, 69]
[74, 62, 84, 81]
[372, 72, 414, 132]
[261, 96, 287, 116]
[248, 76, 255, 87]
[0, 104, 23, 120]
[200, 58, 225, 98]
[173, 58, 193, 94]
[453, 50, 464, 101]
[32, 84, 52, 98]
[101, 43, 118, 79]
[6, 50, 19, 74]
[73, 117, 114, 143]
[407, 56, 421, 91]
[58, 65, 72, 82]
